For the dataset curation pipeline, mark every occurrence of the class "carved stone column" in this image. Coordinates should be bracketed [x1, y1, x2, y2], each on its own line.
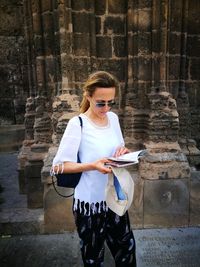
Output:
[139, 87, 191, 227]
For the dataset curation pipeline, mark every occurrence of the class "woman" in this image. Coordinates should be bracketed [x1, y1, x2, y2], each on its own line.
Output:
[52, 71, 136, 266]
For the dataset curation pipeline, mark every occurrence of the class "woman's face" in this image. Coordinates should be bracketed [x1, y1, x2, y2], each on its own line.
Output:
[87, 87, 116, 119]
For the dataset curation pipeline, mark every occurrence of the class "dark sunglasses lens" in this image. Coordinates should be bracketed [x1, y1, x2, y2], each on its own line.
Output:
[96, 103, 106, 107]
[96, 101, 115, 108]
[108, 101, 115, 107]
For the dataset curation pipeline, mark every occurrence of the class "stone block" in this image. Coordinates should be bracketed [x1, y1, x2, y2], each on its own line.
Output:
[169, 1, 183, 31]
[34, 35, 44, 56]
[187, 0, 200, 34]
[96, 36, 112, 58]
[139, 158, 190, 180]
[73, 57, 91, 82]
[27, 177, 43, 209]
[169, 33, 182, 54]
[18, 169, 27, 194]
[190, 58, 200, 80]
[185, 82, 200, 109]
[25, 162, 43, 178]
[31, 0, 40, 13]
[25, 157, 44, 209]
[72, 12, 90, 33]
[127, 8, 138, 33]
[95, 0, 106, 15]
[60, 32, 72, 53]
[0, 5, 23, 35]
[43, 32, 54, 56]
[143, 179, 189, 228]
[190, 171, 200, 226]
[168, 56, 181, 80]
[94, 58, 126, 82]
[0, 36, 23, 65]
[42, 12, 54, 32]
[95, 17, 101, 34]
[108, 0, 127, 14]
[41, 0, 52, 12]
[73, 33, 90, 56]
[44, 186, 76, 233]
[138, 57, 152, 81]
[187, 36, 200, 57]
[72, 0, 92, 11]
[0, 125, 25, 152]
[113, 36, 126, 57]
[104, 16, 126, 35]
[32, 13, 41, 34]
[137, 0, 152, 8]
[152, 31, 161, 53]
[138, 32, 151, 56]
[128, 34, 138, 56]
[128, 171, 144, 229]
[138, 9, 151, 32]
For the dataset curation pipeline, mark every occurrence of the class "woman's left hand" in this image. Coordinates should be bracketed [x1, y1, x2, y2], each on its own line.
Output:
[114, 146, 130, 158]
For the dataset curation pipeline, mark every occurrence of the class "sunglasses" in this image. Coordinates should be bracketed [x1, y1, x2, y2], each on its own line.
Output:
[93, 100, 116, 108]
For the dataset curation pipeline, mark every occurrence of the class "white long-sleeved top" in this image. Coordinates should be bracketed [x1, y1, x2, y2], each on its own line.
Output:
[52, 111, 124, 214]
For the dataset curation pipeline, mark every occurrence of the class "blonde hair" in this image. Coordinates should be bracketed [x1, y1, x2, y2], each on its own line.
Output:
[80, 71, 119, 113]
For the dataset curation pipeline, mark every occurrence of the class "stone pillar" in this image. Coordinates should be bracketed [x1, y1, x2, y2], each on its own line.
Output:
[18, 97, 35, 194]
[41, 0, 83, 232]
[124, 0, 192, 228]
[19, 0, 55, 209]
[141, 89, 191, 228]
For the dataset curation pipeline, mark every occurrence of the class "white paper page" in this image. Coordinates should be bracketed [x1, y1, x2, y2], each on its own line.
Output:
[108, 150, 145, 162]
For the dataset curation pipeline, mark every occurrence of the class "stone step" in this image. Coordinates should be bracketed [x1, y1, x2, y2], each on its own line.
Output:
[0, 208, 44, 235]
[0, 152, 44, 235]
[0, 125, 25, 152]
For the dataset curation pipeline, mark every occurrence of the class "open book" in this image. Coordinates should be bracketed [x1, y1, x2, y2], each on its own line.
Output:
[106, 150, 146, 167]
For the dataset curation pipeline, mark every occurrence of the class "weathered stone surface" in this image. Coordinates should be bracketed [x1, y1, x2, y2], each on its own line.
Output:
[95, 0, 106, 15]
[128, 170, 144, 229]
[41, 146, 57, 184]
[43, 186, 75, 233]
[190, 171, 200, 226]
[96, 36, 112, 58]
[108, 0, 127, 14]
[104, 16, 126, 35]
[144, 179, 189, 228]
[179, 138, 200, 170]
[17, 140, 34, 194]
[139, 141, 191, 180]
[0, 125, 25, 152]
[113, 36, 126, 57]
[25, 160, 44, 209]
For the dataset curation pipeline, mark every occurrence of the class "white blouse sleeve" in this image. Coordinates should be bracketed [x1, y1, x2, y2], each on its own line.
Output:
[52, 116, 82, 165]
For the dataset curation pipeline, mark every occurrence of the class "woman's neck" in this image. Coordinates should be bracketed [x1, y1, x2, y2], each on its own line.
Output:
[84, 109, 108, 126]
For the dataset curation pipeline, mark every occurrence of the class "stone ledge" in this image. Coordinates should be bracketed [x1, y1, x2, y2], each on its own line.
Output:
[0, 208, 44, 235]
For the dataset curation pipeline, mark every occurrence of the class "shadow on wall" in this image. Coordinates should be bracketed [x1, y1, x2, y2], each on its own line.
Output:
[0, 125, 25, 152]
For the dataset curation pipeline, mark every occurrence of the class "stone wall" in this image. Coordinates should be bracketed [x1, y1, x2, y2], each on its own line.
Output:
[2, 0, 199, 232]
[0, 0, 28, 124]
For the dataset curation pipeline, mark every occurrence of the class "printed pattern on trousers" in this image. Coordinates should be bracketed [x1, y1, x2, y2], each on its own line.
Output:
[73, 202, 136, 267]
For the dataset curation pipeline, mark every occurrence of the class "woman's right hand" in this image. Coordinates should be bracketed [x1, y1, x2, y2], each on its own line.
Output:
[93, 158, 112, 174]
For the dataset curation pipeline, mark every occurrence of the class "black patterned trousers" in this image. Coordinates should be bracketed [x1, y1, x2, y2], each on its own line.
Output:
[73, 202, 136, 267]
